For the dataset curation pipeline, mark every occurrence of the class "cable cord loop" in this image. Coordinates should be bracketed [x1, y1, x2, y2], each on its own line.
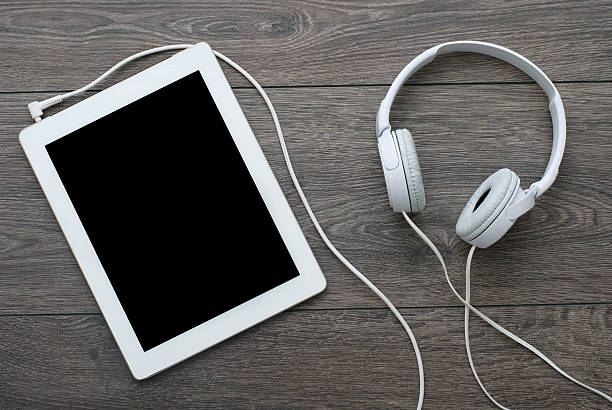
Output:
[29, 44, 425, 410]
[401, 212, 611, 408]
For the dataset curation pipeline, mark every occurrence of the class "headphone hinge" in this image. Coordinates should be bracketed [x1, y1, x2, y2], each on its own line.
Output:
[507, 187, 537, 221]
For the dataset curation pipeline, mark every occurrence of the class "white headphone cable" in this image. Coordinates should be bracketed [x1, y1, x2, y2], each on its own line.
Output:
[28, 44, 193, 122]
[28, 45, 425, 410]
[402, 211, 611, 408]
[464, 245, 508, 409]
[218, 48, 425, 410]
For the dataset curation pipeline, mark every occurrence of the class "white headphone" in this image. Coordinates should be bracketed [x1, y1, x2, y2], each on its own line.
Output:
[375, 41, 610, 408]
[376, 41, 566, 248]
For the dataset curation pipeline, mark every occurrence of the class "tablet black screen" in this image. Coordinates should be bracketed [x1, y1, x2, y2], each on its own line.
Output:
[46, 71, 300, 351]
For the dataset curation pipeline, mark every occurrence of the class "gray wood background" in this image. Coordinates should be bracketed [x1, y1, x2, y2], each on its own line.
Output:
[1, 1, 610, 408]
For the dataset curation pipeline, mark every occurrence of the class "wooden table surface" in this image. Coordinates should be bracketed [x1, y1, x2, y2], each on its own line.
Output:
[1, 1, 611, 408]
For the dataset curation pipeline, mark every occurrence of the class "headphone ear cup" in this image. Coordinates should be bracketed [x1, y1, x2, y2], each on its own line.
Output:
[395, 129, 426, 213]
[456, 168, 519, 243]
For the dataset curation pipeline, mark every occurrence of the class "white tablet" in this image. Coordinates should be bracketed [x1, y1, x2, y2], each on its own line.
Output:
[19, 42, 326, 380]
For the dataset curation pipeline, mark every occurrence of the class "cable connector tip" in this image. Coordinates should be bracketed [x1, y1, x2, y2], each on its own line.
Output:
[28, 95, 63, 122]
[27, 101, 43, 122]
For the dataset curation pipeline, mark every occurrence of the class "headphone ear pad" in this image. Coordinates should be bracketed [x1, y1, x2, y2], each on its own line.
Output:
[395, 129, 426, 213]
[456, 168, 519, 242]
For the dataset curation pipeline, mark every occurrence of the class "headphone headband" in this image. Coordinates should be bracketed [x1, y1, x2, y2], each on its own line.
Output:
[376, 41, 566, 198]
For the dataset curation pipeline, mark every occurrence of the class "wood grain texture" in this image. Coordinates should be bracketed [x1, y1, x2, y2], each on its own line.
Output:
[2, 83, 611, 314]
[1, 2, 611, 406]
[0, 305, 609, 408]
[1, 0, 611, 91]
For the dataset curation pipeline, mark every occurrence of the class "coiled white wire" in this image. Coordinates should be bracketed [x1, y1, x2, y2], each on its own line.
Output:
[402, 212, 611, 408]
[31, 44, 425, 410]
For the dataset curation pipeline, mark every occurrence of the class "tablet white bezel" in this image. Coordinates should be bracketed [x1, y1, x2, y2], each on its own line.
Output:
[19, 42, 326, 380]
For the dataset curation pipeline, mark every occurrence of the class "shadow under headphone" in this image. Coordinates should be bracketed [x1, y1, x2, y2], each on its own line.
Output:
[376, 41, 566, 248]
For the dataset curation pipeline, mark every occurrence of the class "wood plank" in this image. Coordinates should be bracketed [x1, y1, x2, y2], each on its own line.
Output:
[1, 0, 611, 92]
[1, 83, 611, 314]
[0, 305, 609, 408]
